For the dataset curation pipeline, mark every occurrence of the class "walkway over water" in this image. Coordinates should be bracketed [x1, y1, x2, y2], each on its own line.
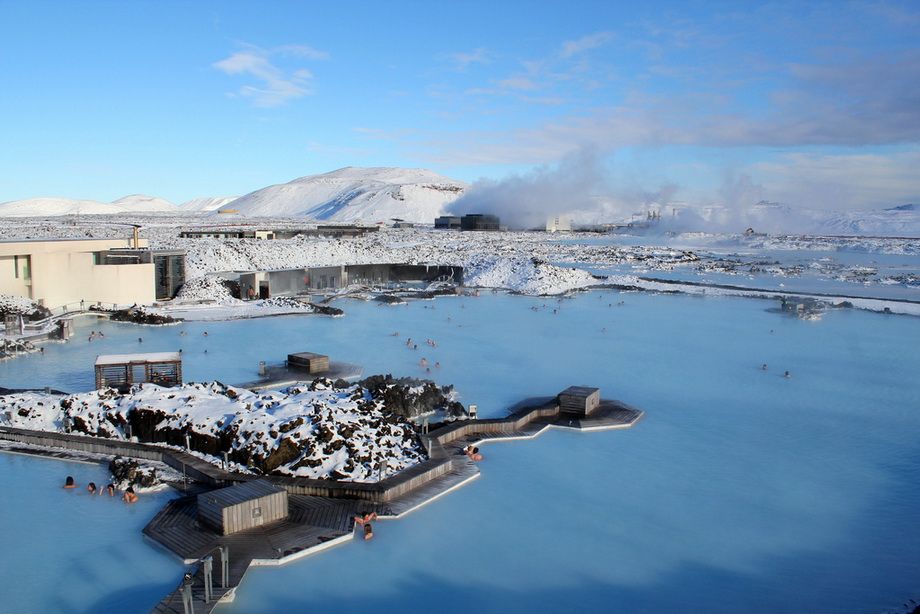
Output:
[0, 393, 643, 614]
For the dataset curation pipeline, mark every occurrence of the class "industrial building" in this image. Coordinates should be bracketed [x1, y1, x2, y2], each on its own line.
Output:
[0, 238, 186, 308]
[545, 215, 571, 232]
[238, 263, 463, 298]
[178, 225, 378, 240]
[434, 216, 461, 229]
[460, 214, 501, 231]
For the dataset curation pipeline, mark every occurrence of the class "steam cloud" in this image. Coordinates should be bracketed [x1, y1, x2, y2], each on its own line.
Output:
[449, 148, 846, 234]
[448, 147, 624, 230]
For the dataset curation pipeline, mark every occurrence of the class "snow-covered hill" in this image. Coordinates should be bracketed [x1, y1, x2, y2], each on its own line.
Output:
[667, 201, 920, 236]
[817, 204, 920, 237]
[111, 194, 178, 212]
[226, 167, 466, 222]
[0, 194, 177, 217]
[178, 196, 239, 212]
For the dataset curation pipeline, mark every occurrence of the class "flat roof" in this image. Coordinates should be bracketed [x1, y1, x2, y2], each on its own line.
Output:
[199, 479, 285, 508]
[0, 237, 131, 244]
[559, 386, 600, 398]
[95, 352, 182, 366]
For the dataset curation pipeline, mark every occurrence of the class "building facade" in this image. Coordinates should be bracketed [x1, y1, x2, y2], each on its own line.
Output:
[460, 214, 501, 231]
[0, 238, 185, 308]
[434, 216, 461, 229]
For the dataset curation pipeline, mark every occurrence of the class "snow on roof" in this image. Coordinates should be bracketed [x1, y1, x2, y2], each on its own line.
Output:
[94, 352, 181, 366]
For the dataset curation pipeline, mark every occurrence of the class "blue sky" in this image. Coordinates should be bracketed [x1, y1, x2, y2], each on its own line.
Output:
[0, 0, 918, 209]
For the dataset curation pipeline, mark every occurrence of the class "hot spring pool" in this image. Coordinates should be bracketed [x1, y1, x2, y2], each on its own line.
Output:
[1, 290, 919, 612]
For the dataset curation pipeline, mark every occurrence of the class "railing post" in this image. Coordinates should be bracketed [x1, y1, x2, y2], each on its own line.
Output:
[219, 546, 229, 589]
[181, 572, 195, 614]
[202, 556, 213, 603]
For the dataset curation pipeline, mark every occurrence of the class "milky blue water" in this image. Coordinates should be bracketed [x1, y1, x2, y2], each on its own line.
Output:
[2, 291, 920, 612]
[0, 453, 179, 613]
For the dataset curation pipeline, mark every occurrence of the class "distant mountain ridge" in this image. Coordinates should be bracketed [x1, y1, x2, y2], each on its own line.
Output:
[661, 200, 920, 236]
[223, 166, 467, 222]
[0, 194, 177, 217]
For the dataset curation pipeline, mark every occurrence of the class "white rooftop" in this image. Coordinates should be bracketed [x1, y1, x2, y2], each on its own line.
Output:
[95, 352, 182, 366]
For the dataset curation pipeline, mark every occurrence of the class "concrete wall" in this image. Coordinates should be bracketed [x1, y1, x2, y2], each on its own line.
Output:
[0, 255, 32, 298]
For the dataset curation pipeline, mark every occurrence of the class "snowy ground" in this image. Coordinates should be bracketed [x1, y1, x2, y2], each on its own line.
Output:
[0, 213, 916, 309]
[0, 379, 430, 482]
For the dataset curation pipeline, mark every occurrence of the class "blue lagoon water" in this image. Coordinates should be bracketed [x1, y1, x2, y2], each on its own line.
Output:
[2, 291, 919, 612]
[0, 454, 180, 613]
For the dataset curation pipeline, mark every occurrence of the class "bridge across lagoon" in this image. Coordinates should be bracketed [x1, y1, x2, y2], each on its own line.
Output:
[0, 392, 643, 614]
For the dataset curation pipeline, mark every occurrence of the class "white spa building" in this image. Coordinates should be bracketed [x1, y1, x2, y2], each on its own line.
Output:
[0, 237, 184, 308]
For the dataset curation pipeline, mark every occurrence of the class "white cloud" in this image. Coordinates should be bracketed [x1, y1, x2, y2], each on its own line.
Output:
[559, 32, 613, 58]
[213, 43, 328, 107]
[448, 48, 490, 70]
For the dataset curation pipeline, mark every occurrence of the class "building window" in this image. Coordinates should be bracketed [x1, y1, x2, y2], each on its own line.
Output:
[12, 255, 31, 280]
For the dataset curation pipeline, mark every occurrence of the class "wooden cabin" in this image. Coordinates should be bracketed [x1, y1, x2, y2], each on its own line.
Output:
[197, 480, 289, 535]
[94, 352, 182, 390]
[287, 352, 329, 374]
[558, 386, 601, 416]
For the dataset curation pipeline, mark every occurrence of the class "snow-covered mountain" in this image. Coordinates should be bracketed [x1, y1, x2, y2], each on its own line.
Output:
[816, 204, 920, 236]
[178, 196, 239, 212]
[225, 167, 467, 222]
[0, 194, 177, 217]
[664, 201, 920, 236]
[111, 194, 178, 212]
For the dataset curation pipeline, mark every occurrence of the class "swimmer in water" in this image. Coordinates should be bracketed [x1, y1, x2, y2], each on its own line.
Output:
[123, 486, 138, 504]
[106, 483, 116, 496]
[784, 370, 791, 378]
[761, 364, 768, 370]
[64, 476, 77, 489]
[87, 482, 97, 494]
[463, 445, 483, 462]
[354, 511, 378, 525]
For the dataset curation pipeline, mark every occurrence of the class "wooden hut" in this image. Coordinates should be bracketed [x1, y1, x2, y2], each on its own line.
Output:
[558, 386, 601, 416]
[94, 352, 182, 390]
[197, 480, 288, 535]
[287, 352, 329, 374]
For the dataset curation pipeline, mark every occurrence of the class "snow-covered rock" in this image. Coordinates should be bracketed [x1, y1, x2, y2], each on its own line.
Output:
[226, 167, 466, 223]
[0, 378, 463, 482]
[464, 255, 604, 295]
